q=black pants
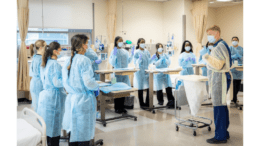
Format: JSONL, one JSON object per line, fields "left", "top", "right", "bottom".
{"left": 157, "top": 87, "right": 175, "bottom": 103}
{"left": 138, "top": 89, "right": 149, "bottom": 106}
{"left": 47, "top": 136, "right": 60, "bottom": 146}
{"left": 114, "top": 97, "right": 125, "bottom": 110}
{"left": 233, "top": 79, "right": 241, "bottom": 103}
{"left": 68, "top": 132, "right": 90, "bottom": 146}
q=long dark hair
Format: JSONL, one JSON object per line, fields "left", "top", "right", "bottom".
{"left": 136, "top": 38, "right": 145, "bottom": 50}
{"left": 155, "top": 43, "right": 163, "bottom": 59}
{"left": 42, "top": 42, "right": 60, "bottom": 67}
{"left": 67, "top": 34, "right": 89, "bottom": 76}
{"left": 114, "top": 36, "right": 123, "bottom": 48}
{"left": 181, "top": 40, "right": 193, "bottom": 53}
{"left": 206, "top": 41, "right": 209, "bottom": 48}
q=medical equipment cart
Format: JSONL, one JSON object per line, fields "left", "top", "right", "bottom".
{"left": 174, "top": 75, "right": 212, "bottom": 136}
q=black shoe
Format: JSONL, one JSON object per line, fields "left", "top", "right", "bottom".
{"left": 158, "top": 101, "right": 164, "bottom": 105}
{"left": 140, "top": 105, "right": 149, "bottom": 110}
{"left": 206, "top": 138, "right": 227, "bottom": 144}
{"left": 125, "top": 105, "right": 134, "bottom": 109}
{"left": 227, "top": 135, "right": 230, "bottom": 140}
{"left": 166, "top": 100, "right": 174, "bottom": 106}
{"left": 122, "top": 109, "right": 128, "bottom": 114}
{"left": 115, "top": 109, "right": 123, "bottom": 114}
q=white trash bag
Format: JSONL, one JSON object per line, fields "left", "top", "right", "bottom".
{"left": 183, "top": 80, "right": 208, "bottom": 116}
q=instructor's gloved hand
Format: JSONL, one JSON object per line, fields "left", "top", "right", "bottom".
{"left": 113, "top": 47, "right": 117, "bottom": 55}
{"left": 95, "top": 59, "right": 102, "bottom": 64}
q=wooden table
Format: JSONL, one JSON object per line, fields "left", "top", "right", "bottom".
{"left": 96, "top": 84, "right": 138, "bottom": 127}
{"left": 145, "top": 69, "right": 182, "bottom": 113}
{"left": 234, "top": 66, "right": 243, "bottom": 71}
{"left": 95, "top": 69, "right": 139, "bottom": 82}
{"left": 192, "top": 64, "right": 206, "bottom": 75}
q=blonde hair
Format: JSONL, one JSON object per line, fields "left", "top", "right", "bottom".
{"left": 30, "top": 40, "right": 47, "bottom": 56}
{"left": 206, "top": 25, "right": 221, "bottom": 34}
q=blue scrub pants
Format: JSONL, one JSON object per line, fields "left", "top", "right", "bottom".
{"left": 213, "top": 73, "right": 231, "bottom": 141}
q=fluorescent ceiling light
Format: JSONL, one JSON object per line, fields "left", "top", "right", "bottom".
{"left": 216, "top": 0, "right": 233, "bottom": 2}
{"left": 210, "top": 2, "right": 214, "bottom": 3}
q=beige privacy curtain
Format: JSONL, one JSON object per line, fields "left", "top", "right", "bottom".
{"left": 17, "top": 0, "right": 30, "bottom": 91}
{"left": 106, "top": 0, "right": 117, "bottom": 80}
{"left": 191, "top": 0, "right": 208, "bottom": 57}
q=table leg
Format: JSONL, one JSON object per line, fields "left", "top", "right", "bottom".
{"left": 100, "top": 93, "right": 105, "bottom": 121}
{"left": 100, "top": 74, "right": 105, "bottom": 82}
{"left": 194, "top": 66, "right": 199, "bottom": 75}
{"left": 149, "top": 73, "right": 154, "bottom": 109}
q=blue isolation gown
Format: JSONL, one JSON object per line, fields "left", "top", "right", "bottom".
{"left": 62, "top": 54, "right": 99, "bottom": 142}
{"left": 37, "top": 59, "right": 66, "bottom": 138}
{"left": 178, "top": 52, "right": 196, "bottom": 75}
{"left": 85, "top": 47, "right": 100, "bottom": 80}
{"left": 109, "top": 48, "right": 133, "bottom": 86}
{"left": 229, "top": 46, "right": 243, "bottom": 80}
{"left": 29, "top": 54, "right": 43, "bottom": 112}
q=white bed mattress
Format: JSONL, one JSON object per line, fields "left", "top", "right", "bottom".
{"left": 17, "top": 119, "right": 42, "bottom": 146}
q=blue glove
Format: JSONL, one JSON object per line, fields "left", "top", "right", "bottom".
{"left": 94, "top": 88, "right": 100, "bottom": 96}
{"left": 95, "top": 59, "right": 102, "bottom": 64}
{"left": 113, "top": 47, "right": 117, "bottom": 55}
{"left": 185, "top": 57, "right": 191, "bottom": 62}
{"left": 200, "top": 47, "right": 207, "bottom": 56}
{"left": 131, "top": 45, "right": 135, "bottom": 56}
{"left": 232, "top": 54, "right": 238, "bottom": 60}
{"left": 191, "top": 58, "right": 196, "bottom": 63}
{"left": 139, "top": 54, "right": 143, "bottom": 60}
{"left": 236, "top": 51, "right": 242, "bottom": 59}
{"left": 151, "top": 54, "right": 157, "bottom": 60}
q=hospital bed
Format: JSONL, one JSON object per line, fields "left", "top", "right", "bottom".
{"left": 174, "top": 75, "right": 212, "bottom": 136}
{"left": 17, "top": 107, "right": 46, "bottom": 146}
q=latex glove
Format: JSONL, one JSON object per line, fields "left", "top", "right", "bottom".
{"left": 94, "top": 88, "right": 100, "bottom": 96}
{"left": 151, "top": 54, "right": 157, "bottom": 60}
{"left": 113, "top": 47, "right": 117, "bottom": 55}
{"left": 139, "top": 53, "right": 143, "bottom": 60}
{"left": 95, "top": 59, "right": 102, "bottom": 64}
{"left": 185, "top": 57, "right": 191, "bottom": 62}
{"left": 191, "top": 58, "right": 196, "bottom": 63}
{"left": 236, "top": 51, "right": 242, "bottom": 59}
{"left": 131, "top": 45, "right": 135, "bottom": 56}
{"left": 232, "top": 54, "right": 238, "bottom": 60}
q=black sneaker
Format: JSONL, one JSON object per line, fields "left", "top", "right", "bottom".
{"left": 122, "top": 109, "right": 128, "bottom": 114}
{"left": 115, "top": 109, "right": 123, "bottom": 114}
{"left": 158, "top": 101, "right": 164, "bottom": 105}
{"left": 206, "top": 138, "right": 227, "bottom": 144}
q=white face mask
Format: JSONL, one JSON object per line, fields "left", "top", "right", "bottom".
{"left": 232, "top": 41, "right": 238, "bottom": 46}
{"left": 140, "top": 43, "right": 146, "bottom": 49}
{"left": 158, "top": 48, "right": 163, "bottom": 53}
{"left": 118, "top": 42, "right": 124, "bottom": 47}
{"left": 185, "top": 46, "right": 191, "bottom": 51}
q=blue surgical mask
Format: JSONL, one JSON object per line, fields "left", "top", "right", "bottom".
{"left": 118, "top": 42, "right": 124, "bottom": 47}
{"left": 140, "top": 43, "right": 146, "bottom": 49}
{"left": 232, "top": 41, "right": 238, "bottom": 46}
{"left": 158, "top": 48, "right": 163, "bottom": 53}
{"left": 208, "top": 46, "right": 213, "bottom": 50}
{"left": 185, "top": 46, "right": 191, "bottom": 51}
{"left": 208, "top": 35, "right": 216, "bottom": 43}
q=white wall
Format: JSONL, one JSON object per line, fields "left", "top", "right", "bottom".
{"left": 29, "top": 0, "right": 93, "bottom": 29}
{"left": 163, "top": 0, "right": 184, "bottom": 68}
{"left": 216, "top": 4, "right": 243, "bottom": 47}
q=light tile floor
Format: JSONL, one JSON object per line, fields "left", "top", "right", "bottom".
{"left": 17, "top": 92, "right": 243, "bottom": 146}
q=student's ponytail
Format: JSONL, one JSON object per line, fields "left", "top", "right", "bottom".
{"left": 29, "top": 44, "right": 34, "bottom": 57}
{"left": 41, "top": 42, "right": 61, "bottom": 68}
{"left": 67, "top": 34, "right": 89, "bottom": 76}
